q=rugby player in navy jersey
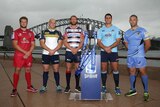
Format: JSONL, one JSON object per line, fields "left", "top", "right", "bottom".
{"left": 39, "top": 18, "right": 63, "bottom": 93}
{"left": 63, "top": 15, "right": 84, "bottom": 93}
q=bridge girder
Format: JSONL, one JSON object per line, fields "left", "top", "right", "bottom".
{"left": 29, "top": 18, "right": 105, "bottom": 35}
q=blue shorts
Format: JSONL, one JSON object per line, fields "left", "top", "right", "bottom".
{"left": 65, "top": 51, "right": 81, "bottom": 63}
{"left": 101, "top": 51, "right": 119, "bottom": 62}
{"left": 127, "top": 57, "right": 147, "bottom": 68}
{"left": 42, "top": 54, "right": 60, "bottom": 64}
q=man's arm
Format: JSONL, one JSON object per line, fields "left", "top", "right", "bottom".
{"left": 144, "top": 39, "right": 151, "bottom": 53}
{"left": 53, "top": 40, "right": 63, "bottom": 52}
{"left": 24, "top": 41, "right": 35, "bottom": 58}
{"left": 12, "top": 40, "right": 27, "bottom": 54}
{"left": 63, "top": 35, "right": 73, "bottom": 51}
{"left": 40, "top": 39, "right": 57, "bottom": 55}
{"left": 40, "top": 39, "right": 52, "bottom": 52}
{"left": 124, "top": 42, "right": 128, "bottom": 50}
{"left": 104, "top": 38, "right": 121, "bottom": 53}
{"left": 76, "top": 34, "right": 84, "bottom": 51}
{"left": 109, "top": 38, "right": 121, "bottom": 49}
{"left": 28, "top": 41, "right": 35, "bottom": 53}
{"left": 97, "top": 39, "right": 106, "bottom": 50}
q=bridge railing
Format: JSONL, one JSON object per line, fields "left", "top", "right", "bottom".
{"left": 0, "top": 49, "right": 160, "bottom": 61}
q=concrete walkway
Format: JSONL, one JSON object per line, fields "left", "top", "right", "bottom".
{"left": 0, "top": 59, "right": 160, "bottom": 107}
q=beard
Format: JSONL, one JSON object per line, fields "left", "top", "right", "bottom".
{"left": 20, "top": 25, "right": 27, "bottom": 28}
{"left": 131, "top": 24, "right": 137, "bottom": 28}
{"left": 70, "top": 21, "right": 77, "bottom": 25}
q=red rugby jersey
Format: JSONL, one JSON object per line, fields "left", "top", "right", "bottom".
{"left": 12, "top": 28, "right": 35, "bottom": 56}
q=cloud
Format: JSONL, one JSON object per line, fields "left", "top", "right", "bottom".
{"left": 0, "top": 0, "right": 160, "bottom": 37}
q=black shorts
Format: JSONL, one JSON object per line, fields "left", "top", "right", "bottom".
{"left": 65, "top": 51, "right": 81, "bottom": 63}
{"left": 42, "top": 54, "right": 60, "bottom": 64}
{"left": 101, "top": 51, "right": 119, "bottom": 62}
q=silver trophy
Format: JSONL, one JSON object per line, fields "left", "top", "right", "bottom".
{"left": 75, "top": 24, "right": 97, "bottom": 75}
{"left": 86, "top": 24, "right": 95, "bottom": 50}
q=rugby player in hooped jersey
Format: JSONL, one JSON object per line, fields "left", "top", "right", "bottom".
{"left": 124, "top": 15, "right": 151, "bottom": 101}
{"left": 11, "top": 16, "right": 38, "bottom": 97}
{"left": 63, "top": 15, "right": 84, "bottom": 93}
{"left": 39, "top": 18, "right": 63, "bottom": 93}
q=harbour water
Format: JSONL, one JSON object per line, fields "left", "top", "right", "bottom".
{"left": 0, "top": 49, "right": 159, "bottom": 67}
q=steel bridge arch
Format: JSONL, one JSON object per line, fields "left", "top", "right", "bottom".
{"left": 29, "top": 18, "right": 105, "bottom": 35}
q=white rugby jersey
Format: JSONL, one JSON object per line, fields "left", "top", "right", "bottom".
{"left": 39, "top": 29, "right": 63, "bottom": 55}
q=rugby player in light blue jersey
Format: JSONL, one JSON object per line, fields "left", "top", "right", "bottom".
{"left": 97, "top": 13, "right": 121, "bottom": 95}
{"left": 124, "top": 15, "right": 151, "bottom": 101}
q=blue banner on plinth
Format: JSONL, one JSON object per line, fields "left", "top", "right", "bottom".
{"left": 81, "top": 55, "right": 101, "bottom": 100}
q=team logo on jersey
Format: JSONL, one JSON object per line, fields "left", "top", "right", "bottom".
{"left": 137, "top": 31, "right": 141, "bottom": 36}
{"left": 18, "top": 33, "right": 22, "bottom": 36}
{"left": 111, "top": 29, "right": 114, "bottom": 32}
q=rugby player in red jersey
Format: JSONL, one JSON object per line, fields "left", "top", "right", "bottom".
{"left": 11, "top": 16, "right": 38, "bottom": 97}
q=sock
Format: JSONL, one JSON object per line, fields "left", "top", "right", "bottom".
{"left": 43, "top": 72, "right": 49, "bottom": 87}
{"left": 25, "top": 72, "right": 31, "bottom": 88}
{"left": 54, "top": 72, "right": 60, "bottom": 86}
{"left": 141, "top": 75, "right": 148, "bottom": 93}
{"left": 113, "top": 71, "right": 119, "bottom": 87}
{"left": 130, "top": 75, "right": 136, "bottom": 90}
{"left": 66, "top": 71, "right": 71, "bottom": 88}
{"left": 101, "top": 71, "right": 107, "bottom": 86}
{"left": 13, "top": 73, "right": 19, "bottom": 89}
{"left": 75, "top": 74, "right": 80, "bottom": 88}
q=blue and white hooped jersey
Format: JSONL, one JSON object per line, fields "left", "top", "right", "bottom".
{"left": 64, "top": 26, "right": 83, "bottom": 52}
{"left": 97, "top": 25, "right": 121, "bottom": 52}
{"left": 124, "top": 27, "right": 150, "bottom": 57}
{"left": 39, "top": 29, "right": 63, "bottom": 55}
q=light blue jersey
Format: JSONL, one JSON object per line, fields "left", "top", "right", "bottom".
{"left": 97, "top": 25, "right": 121, "bottom": 52}
{"left": 124, "top": 27, "right": 150, "bottom": 57}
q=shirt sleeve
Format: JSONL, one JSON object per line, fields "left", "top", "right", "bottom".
{"left": 115, "top": 28, "right": 121, "bottom": 39}
{"left": 123, "top": 32, "right": 128, "bottom": 43}
{"left": 31, "top": 32, "right": 35, "bottom": 42}
{"left": 142, "top": 29, "right": 150, "bottom": 40}
{"left": 63, "top": 28, "right": 68, "bottom": 37}
{"left": 39, "top": 31, "right": 45, "bottom": 41}
{"left": 80, "top": 28, "right": 85, "bottom": 37}
{"left": 11, "top": 31, "right": 18, "bottom": 40}
{"left": 97, "top": 29, "right": 102, "bottom": 40}
{"left": 58, "top": 31, "right": 63, "bottom": 41}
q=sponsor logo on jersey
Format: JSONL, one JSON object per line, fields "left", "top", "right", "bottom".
{"left": 105, "top": 32, "right": 112, "bottom": 38}
{"left": 21, "top": 37, "right": 29, "bottom": 43}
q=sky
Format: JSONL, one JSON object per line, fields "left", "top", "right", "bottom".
{"left": 0, "top": 0, "right": 160, "bottom": 37}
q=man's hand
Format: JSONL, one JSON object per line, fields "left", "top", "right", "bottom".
{"left": 71, "top": 48, "right": 78, "bottom": 55}
{"left": 49, "top": 49, "right": 56, "bottom": 56}
{"left": 23, "top": 51, "right": 31, "bottom": 59}
{"left": 104, "top": 46, "right": 112, "bottom": 53}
